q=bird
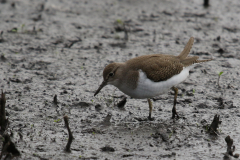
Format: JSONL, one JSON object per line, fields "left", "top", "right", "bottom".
{"left": 94, "top": 37, "right": 212, "bottom": 120}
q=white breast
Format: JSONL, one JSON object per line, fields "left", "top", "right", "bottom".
{"left": 118, "top": 67, "right": 191, "bottom": 99}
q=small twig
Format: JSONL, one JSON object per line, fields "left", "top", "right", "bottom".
{"left": 0, "top": 134, "right": 20, "bottom": 159}
{"left": 210, "top": 128, "right": 219, "bottom": 136}
{"left": 225, "top": 135, "right": 239, "bottom": 158}
{"left": 53, "top": 95, "right": 58, "bottom": 105}
{"left": 153, "top": 30, "right": 156, "bottom": 43}
{"left": 208, "top": 114, "right": 221, "bottom": 135}
{"left": 64, "top": 37, "right": 82, "bottom": 48}
{"left": 0, "top": 90, "right": 8, "bottom": 133}
{"left": 0, "top": 31, "right": 4, "bottom": 42}
{"left": 63, "top": 115, "right": 73, "bottom": 152}
{"left": 123, "top": 23, "right": 128, "bottom": 42}
{"left": 203, "top": 0, "right": 209, "bottom": 7}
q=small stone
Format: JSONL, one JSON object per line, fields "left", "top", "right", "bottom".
{"left": 117, "top": 97, "right": 127, "bottom": 108}
{"left": 95, "top": 104, "right": 102, "bottom": 111}
{"left": 234, "top": 154, "right": 239, "bottom": 158}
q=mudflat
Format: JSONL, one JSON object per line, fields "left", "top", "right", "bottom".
{"left": 0, "top": 0, "right": 240, "bottom": 159}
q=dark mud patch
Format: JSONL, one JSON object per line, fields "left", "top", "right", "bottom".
{"left": 101, "top": 146, "right": 115, "bottom": 152}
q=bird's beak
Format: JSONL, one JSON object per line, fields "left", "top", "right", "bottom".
{"left": 94, "top": 81, "right": 107, "bottom": 96}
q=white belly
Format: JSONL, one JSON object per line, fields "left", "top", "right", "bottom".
{"left": 118, "top": 67, "right": 191, "bottom": 99}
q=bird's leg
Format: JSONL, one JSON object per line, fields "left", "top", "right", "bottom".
{"left": 171, "top": 86, "right": 179, "bottom": 119}
{"left": 147, "top": 98, "right": 154, "bottom": 121}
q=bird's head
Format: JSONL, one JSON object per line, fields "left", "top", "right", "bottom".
{"left": 94, "top": 63, "right": 122, "bottom": 96}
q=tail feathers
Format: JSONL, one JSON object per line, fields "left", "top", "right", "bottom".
{"left": 181, "top": 56, "right": 198, "bottom": 67}
{"left": 177, "top": 37, "right": 194, "bottom": 60}
{"left": 195, "top": 59, "right": 213, "bottom": 63}
{"left": 181, "top": 56, "right": 213, "bottom": 67}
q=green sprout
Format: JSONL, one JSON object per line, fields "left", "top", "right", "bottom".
{"left": 193, "top": 89, "right": 195, "bottom": 94}
{"left": 219, "top": 71, "right": 223, "bottom": 76}
{"left": 218, "top": 71, "right": 223, "bottom": 87}
{"left": 213, "top": 17, "right": 218, "bottom": 22}
{"left": 21, "top": 24, "right": 25, "bottom": 32}
{"left": 54, "top": 119, "right": 61, "bottom": 123}
{"left": 205, "top": 125, "right": 208, "bottom": 131}
{"left": 169, "top": 131, "right": 173, "bottom": 138}
{"left": 218, "top": 128, "right": 222, "bottom": 133}
{"left": 11, "top": 28, "right": 18, "bottom": 33}
{"left": 33, "top": 153, "right": 39, "bottom": 156}
{"left": 115, "top": 19, "right": 123, "bottom": 24}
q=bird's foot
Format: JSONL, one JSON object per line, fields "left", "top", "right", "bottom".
{"left": 172, "top": 111, "right": 179, "bottom": 119}
{"left": 148, "top": 116, "right": 155, "bottom": 121}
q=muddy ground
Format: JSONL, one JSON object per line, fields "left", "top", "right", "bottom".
{"left": 0, "top": 0, "right": 240, "bottom": 159}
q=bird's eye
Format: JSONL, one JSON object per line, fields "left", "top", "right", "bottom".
{"left": 109, "top": 72, "right": 114, "bottom": 77}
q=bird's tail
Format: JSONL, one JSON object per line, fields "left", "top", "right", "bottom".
{"left": 177, "top": 37, "right": 194, "bottom": 60}
{"left": 178, "top": 37, "right": 213, "bottom": 66}
{"left": 181, "top": 56, "right": 212, "bottom": 67}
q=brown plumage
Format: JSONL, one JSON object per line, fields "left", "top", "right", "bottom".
{"left": 100, "top": 37, "right": 211, "bottom": 90}
{"left": 125, "top": 55, "right": 212, "bottom": 84}
{"left": 94, "top": 37, "right": 212, "bottom": 120}
{"left": 99, "top": 37, "right": 212, "bottom": 90}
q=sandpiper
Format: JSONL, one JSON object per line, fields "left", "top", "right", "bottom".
{"left": 94, "top": 37, "right": 212, "bottom": 120}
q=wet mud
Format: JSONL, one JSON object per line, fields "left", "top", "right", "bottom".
{"left": 0, "top": 0, "right": 240, "bottom": 159}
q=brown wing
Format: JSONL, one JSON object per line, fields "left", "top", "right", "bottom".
{"left": 126, "top": 54, "right": 184, "bottom": 82}
{"left": 124, "top": 37, "right": 212, "bottom": 83}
